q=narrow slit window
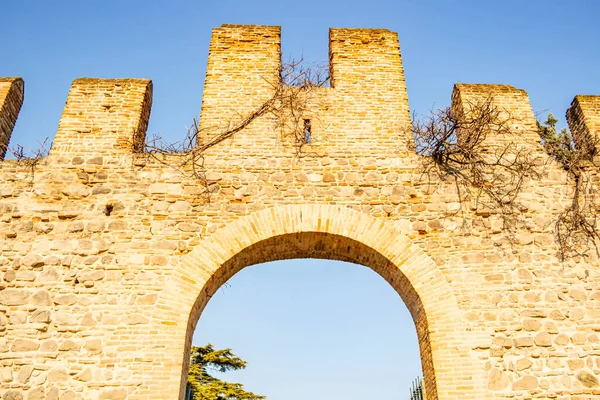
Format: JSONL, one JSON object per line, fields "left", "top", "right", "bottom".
{"left": 303, "top": 119, "right": 312, "bottom": 143}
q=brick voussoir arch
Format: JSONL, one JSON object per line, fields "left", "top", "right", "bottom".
{"left": 150, "top": 204, "right": 487, "bottom": 400}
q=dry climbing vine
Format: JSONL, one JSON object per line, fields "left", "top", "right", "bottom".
{"left": 412, "top": 98, "right": 542, "bottom": 237}
{"left": 270, "top": 58, "right": 330, "bottom": 153}
{"left": 4, "top": 138, "right": 51, "bottom": 181}
{"left": 137, "top": 58, "right": 330, "bottom": 201}
{"left": 538, "top": 113, "right": 600, "bottom": 260}
{"left": 412, "top": 100, "right": 600, "bottom": 260}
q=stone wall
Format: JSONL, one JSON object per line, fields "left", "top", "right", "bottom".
{"left": 0, "top": 25, "right": 599, "bottom": 399}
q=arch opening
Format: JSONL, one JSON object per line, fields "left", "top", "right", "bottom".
{"left": 192, "top": 258, "right": 424, "bottom": 399}
{"left": 181, "top": 232, "right": 438, "bottom": 400}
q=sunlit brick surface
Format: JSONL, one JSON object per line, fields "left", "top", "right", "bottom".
{"left": 0, "top": 25, "right": 599, "bottom": 399}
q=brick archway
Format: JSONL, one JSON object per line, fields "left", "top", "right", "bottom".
{"left": 150, "top": 204, "right": 487, "bottom": 399}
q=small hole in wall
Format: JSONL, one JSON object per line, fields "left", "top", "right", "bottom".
{"left": 303, "top": 119, "right": 312, "bottom": 143}
{"left": 104, "top": 204, "right": 114, "bottom": 216}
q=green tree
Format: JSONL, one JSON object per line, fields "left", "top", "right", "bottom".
{"left": 188, "top": 344, "right": 266, "bottom": 400}
{"left": 537, "top": 113, "right": 579, "bottom": 169}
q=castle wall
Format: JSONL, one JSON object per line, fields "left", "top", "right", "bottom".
{"left": 0, "top": 25, "right": 599, "bottom": 400}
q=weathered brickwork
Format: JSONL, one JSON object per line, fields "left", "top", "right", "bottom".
{"left": 51, "top": 78, "right": 153, "bottom": 156}
{"left": 567, "top": 95, "right": 600, "bottom": 160}
{"left": 0, "top": 25, "right": 599, "bottom": 399}
{"left": 452, "top": 83, "right": 545, "bottom": 154}
{"left": 0, "top": 78, "right": 24, "bottom": 161}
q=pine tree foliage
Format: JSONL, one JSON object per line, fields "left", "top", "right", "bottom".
{"left": 537, "top": 113, "right": 581, "bottom": 171}
{"left": 188, "top": 344, "right": 266, "bottom": 400}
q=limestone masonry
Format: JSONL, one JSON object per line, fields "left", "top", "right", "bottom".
{"left": 1, "top": 25, "right": 600, "bottom": 399}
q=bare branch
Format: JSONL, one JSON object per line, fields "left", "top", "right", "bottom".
{"left": 6, "top": 138, "right": 51, "bottom": 181}
{"left": 538, "top": 113, "right": 600, "bottom": 260}
{"left": 413, "top": 98, "right": 542, "bottom": 238}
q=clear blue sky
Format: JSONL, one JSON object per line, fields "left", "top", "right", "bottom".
{"left": 2, "top": 1, "right": 600, "bottom": 399}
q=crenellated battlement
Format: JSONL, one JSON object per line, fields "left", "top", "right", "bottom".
{"left": 451, "top": 84, "right": 548, "bottom": 160}
{"left": 567, "top": 95, "right": 600, "bottom": 158}
{"left": 50, "top": 78, "right": 152, "bottom": 159}
{"left": 198, "top": 25, "right": 412, "bottom": 158}
{"left": 0, "top": 25, "right": 598, "bottom": 163}
{"left": 0, "top": 25, "right": 600, "bottom": 400}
